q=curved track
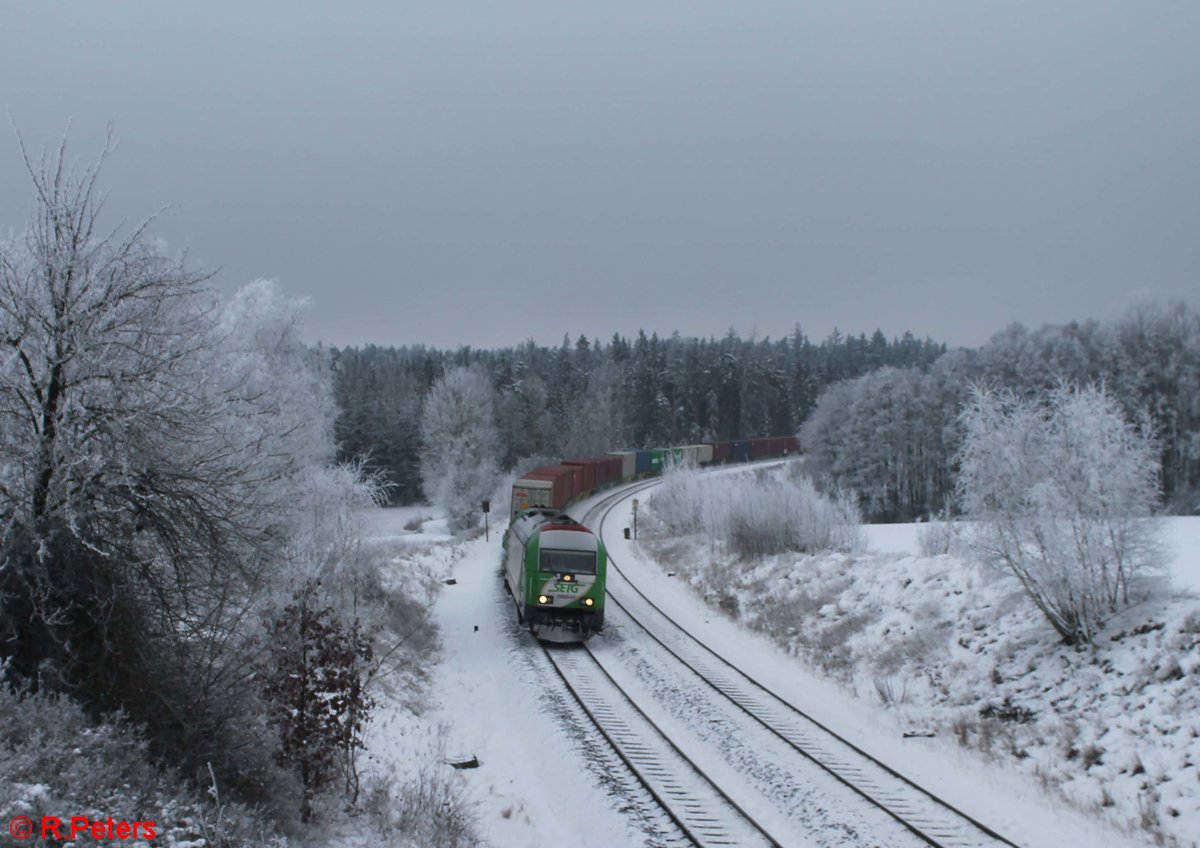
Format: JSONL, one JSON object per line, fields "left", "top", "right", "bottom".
{"left": 565, "top": 475, "right": 1024, "bottom": 848}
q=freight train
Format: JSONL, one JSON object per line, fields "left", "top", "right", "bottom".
{"left": 508, "top": 436, "right": 799, "bottom": 519}
{"left": 502, "top": 436, "right": 798, "bottom": 642}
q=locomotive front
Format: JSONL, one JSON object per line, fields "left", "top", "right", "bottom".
{"left": 504, "top": 510, "right": 606, "bottom": 642}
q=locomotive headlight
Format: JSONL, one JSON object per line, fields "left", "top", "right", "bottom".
{"left": 584, "top": 597, "right": 594, "bottom": 607}
{"left": 562, "top": 574, "right": 572, "bottom": 582}
{"left": 538, "top": 595, "right": 550, "bottom": 605}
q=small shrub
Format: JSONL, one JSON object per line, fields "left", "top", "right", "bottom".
{"left": 979, "top": 697, "right": 1036, "bottom": 724}
{"left": 977, "top": 718, "right": 997, "bottom": 754}
{"left": 1081, "top": 743, "right": 1105, "bottom": 769}
{"left": 809, "top": 611, "right": 870, "bottom": 681}
{"left": 917, "top": 513, "right": 961, "bottom": 557}
{"left": 873, "top": 676, "right": 910, "bottom": 706}
{"left": 403, "top": 515, "right": 428, "bottom": 532}
{"left": 952, "top": 714, "right": 972, "bottom": 746}
{"left": 1137, "top": 790, "right": 1161, "bottom": 831}
{"left": 363, "top": 767, "right": 478, "bottom": 848}
{"left": 263, "top": 581, "right": 375, "bottom": 822}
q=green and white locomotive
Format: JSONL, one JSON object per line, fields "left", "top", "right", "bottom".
{"left": 503, "top": 509, "right": 606, "bottom": 642}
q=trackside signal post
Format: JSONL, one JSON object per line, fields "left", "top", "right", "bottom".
{"left": 482, "top": 499, "right": 490, "bottom": 541}
{"left": 631, "top": 498, "right": 638, "bottom": 540}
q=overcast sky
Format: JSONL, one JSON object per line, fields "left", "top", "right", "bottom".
{"left": 2, "top": 2, "right": 1197, "bottom": 350}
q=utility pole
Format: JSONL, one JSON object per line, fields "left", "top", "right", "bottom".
{"left": 482, "top": 499, "right": 490, "bottom": 541}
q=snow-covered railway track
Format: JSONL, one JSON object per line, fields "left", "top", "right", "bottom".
{"left": 543, "top": 642, "right": 784, "bottom": 848}
{"left": 578, "top": 482, "right": 1024, "bottom": 848}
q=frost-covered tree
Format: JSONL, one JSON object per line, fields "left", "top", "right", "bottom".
{"left": 957, "top": 384, "right": 1165, "bottom": 644}
{"left": 971, "top": 307, "right": 1200, "bottom": 511}
{"left": 802, "top": 366, "right": 961, "bottom": 521}
{"left": 420, "top": 366, "right": 500, "bottom": 532}
{"left": 1107, "top": 301, "right": 1200, "bottom": 512}
{"left": 0, "top": 134, "right": 240, "bottom": 713}
{"left": 218, "top": 279, "right": 338, "bottom": 471}
{"left": 0, "top": 135, "right": 367, "bottom": 802}
{"left": 495, "top": 369, "right": 556, "bottom": 465}
{"left": 560, "top": 359, "right": 622, "bottom": 458}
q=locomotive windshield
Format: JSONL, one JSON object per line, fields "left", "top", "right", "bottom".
{"left": 540, "top": 548, "right": 597, "bottom": 574}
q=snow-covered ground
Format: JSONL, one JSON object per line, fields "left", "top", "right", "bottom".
{"left": 356, "top": 504, "right": 454, "bottom": 545}
{"left": 637, "top": 487, "right": 1200, "bottom": 848}
{"left": 359, "top": 493, "right": 1200, "bottom": 848}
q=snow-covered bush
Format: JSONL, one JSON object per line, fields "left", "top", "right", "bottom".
{"left": 957, "top": 383, "right": 1166, "bottom": 644}
{"left": 917, "top": 509, "right": 964, "bottom": 557}
{"left": 363, "top": 764, "right": 478, "bottom": 848}
{"left": 650, "top": 465, "right": 862, "bottom": 557}
{"left": 0, "top": 675, "right": 285, "bottom": 847}
{"left": 420, "top": 367, "right": 502, "bottom": 533}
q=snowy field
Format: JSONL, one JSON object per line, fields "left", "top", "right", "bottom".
{"left": 356, "top": 504, "right": 455, "bottom": 545}
{"left": 358, "top": 492, "right": 1200, "bottom": 847}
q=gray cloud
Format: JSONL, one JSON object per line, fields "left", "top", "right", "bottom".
{"left": 2, "top": 1, "right": 1197, "bottom": 349}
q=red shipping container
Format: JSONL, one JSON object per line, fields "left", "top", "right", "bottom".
{"left": 594, "top": 456, "right": 622, "bottom": 488}
{"left": 597, "top": 455, "right": 622, "bottom": 486}
{"left": 748, "top": 436, "right": 799, "bottom": 459}
{"left": 563, "top": 458, "right": 598, "bottom": 493}
{"left": 560, "top": 464, "right": 584, "bottom": 501}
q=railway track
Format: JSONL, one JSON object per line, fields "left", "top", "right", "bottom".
{"left": 563, "top": 477, "right": 1024, "bottom": 848}
{"left": 544, "top": 642, "right": 784, "bottom": 847}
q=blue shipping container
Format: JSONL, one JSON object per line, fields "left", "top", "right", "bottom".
{"left": 730, "top": 440, "right": 751, "bottom": 463}
{"left": 634, "top": 449, "right": 653, "bottom": 474}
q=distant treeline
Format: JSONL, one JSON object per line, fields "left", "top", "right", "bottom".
{"left": 335, "top": 302, "right": 1200, "bottom": 521}
{"left": 332, "top": 327, "right": 945, "bottom": 503}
